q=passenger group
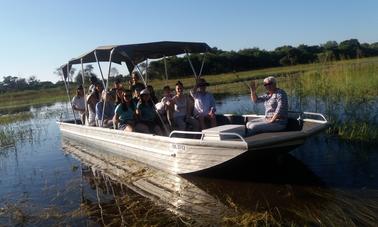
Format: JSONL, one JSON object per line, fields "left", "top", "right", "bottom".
{"left": 72, "top": 72, "right": 217, "bottom": 135}
{"left": 72, "top": 72, "right": 288, "bottom": 136}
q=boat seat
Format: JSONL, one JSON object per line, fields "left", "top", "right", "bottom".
{"left": 286, "top": 118, "right": 304, "bottom": 131}
{"left": 202, "top": 124, "right": 246, "bottom": 141}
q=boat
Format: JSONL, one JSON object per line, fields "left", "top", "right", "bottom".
{"left": 58, "top": 41, "right": 329, "bottom": 174}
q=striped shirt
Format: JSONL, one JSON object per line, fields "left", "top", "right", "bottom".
{"left": 256, "top": 88, "right": 288, "bottom": 119}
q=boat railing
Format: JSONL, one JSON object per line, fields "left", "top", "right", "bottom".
{"left": 169, "top": 130, "right": 205, "bottom": 139}
{"left": 242, "top": 112, "right": 328, "bottom": 124}
{"left": 169, "top": 130, "right": 247, "bottom": 143}
{"left": 218, "top": 132, "right": 247, "bottom": 143}
{"left": 302, "top": 112, "right": 328, "bottom": 124}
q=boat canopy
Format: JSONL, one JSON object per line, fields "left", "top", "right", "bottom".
{"left": 61, "top": 41, "right": 210, "bottom": 78}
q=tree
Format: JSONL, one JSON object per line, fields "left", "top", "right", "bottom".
{"left": 338, "top": 39, "right": 361, "bottom": 59}
{"left": 27, "top": 75, "right": 40, "bottom": 88}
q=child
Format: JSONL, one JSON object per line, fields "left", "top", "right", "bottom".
{"left": 156, "top": 86, "right": 174, "bottom": 127}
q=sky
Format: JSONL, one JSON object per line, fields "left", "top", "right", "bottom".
{"left": 0, "top": 0, "right": 377, "bottom": 82}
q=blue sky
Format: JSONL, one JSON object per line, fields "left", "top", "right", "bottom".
{"left": 0, "top": 0, "right": 377, "bottom": 82}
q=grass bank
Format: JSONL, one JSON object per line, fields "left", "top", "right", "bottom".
{"left": 1, "top": 57, "right": 377, "bottom": 142}
{"left": 0, "top": 87, "right": 69, "bottom": 113}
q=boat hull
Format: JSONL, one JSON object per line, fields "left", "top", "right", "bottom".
{"left": 59, "top": 122, "right": 248, "bottom": 174}
{"left": 58, "top": 115, "right": 328, "bottom": 175}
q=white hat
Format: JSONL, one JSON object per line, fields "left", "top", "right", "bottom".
{"left": 140, "top": 88, "right": 150, "bottom": 95}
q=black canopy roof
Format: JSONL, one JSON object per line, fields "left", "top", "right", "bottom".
{"left": 61, "top": 41, "right": 210, "bottom": 78}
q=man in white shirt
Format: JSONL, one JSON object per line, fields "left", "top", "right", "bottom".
{"left": 190, "top": 78, "right": 217, "bottom": 130}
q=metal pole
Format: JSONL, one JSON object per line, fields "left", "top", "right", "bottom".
{"left": 145, "top": 59, "right": 148, "bottom": 84}
{"left": 198, "top": 53, "right": 206, "bottom": 77}
{"left": 94, "top": 50, "right": 106, "bottom": 89}
{"left": 101, "top": 48, "right": 114, "bottom": 127}
{"left": 163, "top": 56, "right": 168, "bottom": 84}
{"left": 63, "top": 64, "right": 77, "bottom": 124}
{"left": 185, "top": 50, "right": 198, "bottom": 78}
{"left": 81, "top": 59, "right": 88, "bottom": 125}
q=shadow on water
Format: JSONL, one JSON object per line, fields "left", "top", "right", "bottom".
{"left": 191, "top": 153, "right": 326, "bottom": 187}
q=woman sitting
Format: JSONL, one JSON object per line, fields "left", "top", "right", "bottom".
{"left": 87, "top": 82, "right": 103, "bottom": 126}
{"left": 246, "top": 76, "right": 288, "bottom": 135}
{"left": 156, "top": 85, "right": 174, "bottom": 128}
{"left": 95, "top": 91, "right": 115, "bottom": 128}
{"left": 135, "top": 88, "right": 163, "bottom": 135}
{"left": 171, "top": 81, "right": 198, "bottom": 131}
{"left": 113, "top": 89, "right": 136, "bottom": 132}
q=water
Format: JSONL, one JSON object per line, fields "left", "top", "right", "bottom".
{"left": 0, "top": 98, "right": 378, "bottom": 226}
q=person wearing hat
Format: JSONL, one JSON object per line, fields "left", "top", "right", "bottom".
{"left": 72, "top": 85, "right": 86, "bottom": 125}
{"left": 135, "top": 88, "right": 163, "bottom": 135}
{"left": 247, "top": 76, "right": 288, "bottom": 135}
{"left": 190, "top": 78, "right": 217, "bottom": 130}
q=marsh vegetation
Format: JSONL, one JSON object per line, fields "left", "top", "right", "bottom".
{"left": 0, "top": 57, "right": 377, "bottom": 226}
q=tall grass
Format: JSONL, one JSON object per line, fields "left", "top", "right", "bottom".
{"left": 0, "top": 87, "right": 69, "bottom": 111}
{"left": 293, "top": 58, "right": 378, "bottom": 143}
{"left": 1, "top": 57, "right": 377, "bottom": 143}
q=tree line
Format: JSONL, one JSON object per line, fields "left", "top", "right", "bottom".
{"left": 148, "top": 39, "right": 378, "bottom": 79}
{"left": 1, "top": 38, "right": 378, "bottom": 93}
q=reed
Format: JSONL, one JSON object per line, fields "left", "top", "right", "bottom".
{"left": 1, "top": 57, "right": 377, "bottom": 143}
{"left": 0, "top": 87, "right": 69, "bottom": 112}
{"left": 0, "top": 112, "right": 33, "bottom": 125}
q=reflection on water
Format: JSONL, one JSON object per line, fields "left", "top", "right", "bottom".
{"left": 62, "top": 141, "right": 232, "bottom": 226}
{"left": 0, "top": 99, "right": 378, "bottom": 226}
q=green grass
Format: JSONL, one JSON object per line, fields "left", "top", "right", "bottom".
{"left": 0, "top": 112, "right": 33, "bottom": 125}
{"left": 0, "top": 87, "right": 69, "bottom": 112}
{"left": 1, "top": 57, "right": 378, "bottom": 143}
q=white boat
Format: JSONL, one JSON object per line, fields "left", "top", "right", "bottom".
{"left": 58, "top": 41, "right": 329, "bottom": 174}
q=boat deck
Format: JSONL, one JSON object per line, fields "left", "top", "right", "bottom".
{"left": 244, "top": 121, "right": 323, "bottom": 143}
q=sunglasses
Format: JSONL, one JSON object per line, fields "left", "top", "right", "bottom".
{"left": 264, "top": 82, "right": 272, "bottom": 86}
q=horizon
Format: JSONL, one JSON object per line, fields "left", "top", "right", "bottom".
{"left": 1, "top": 0, "right": 377, "bottom": 83}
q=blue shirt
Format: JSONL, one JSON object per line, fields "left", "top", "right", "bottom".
{"left": 115, "top": 103, "right": 135, "bottom": 124}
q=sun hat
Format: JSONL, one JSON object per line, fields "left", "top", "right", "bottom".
{"left": 196, "top": 78, "right": 210, "bottom": 87}
{"left": 140, "top": 88, "right": 150, "bottom": 95}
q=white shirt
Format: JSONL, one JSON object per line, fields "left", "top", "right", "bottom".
{"left": 72, "top": 95, "right": 85, "bottom": 115}
{"left": 190, "top": 91, "right": 216, "bottom": 117}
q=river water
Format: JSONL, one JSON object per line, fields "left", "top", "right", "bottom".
{"left": 0, "top": 97, "right": 377, "bottom": 226}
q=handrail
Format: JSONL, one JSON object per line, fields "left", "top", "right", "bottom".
{"left": 169, "top": 130, "right": 246, "bottom": 143}
{"left": 218, "top": 132, "right": 246, "bottom": 143}
{"left": 302, "top": 111, "right": 328, "bottom": 123}
{"left": 242, "top": 114, "right": 265, "bottom": 118}
{"left": 169, "top": 130, "right": 205, "bottom": 140}
{"left": 241, "top": 111, "right": 328, "bottom": 124}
